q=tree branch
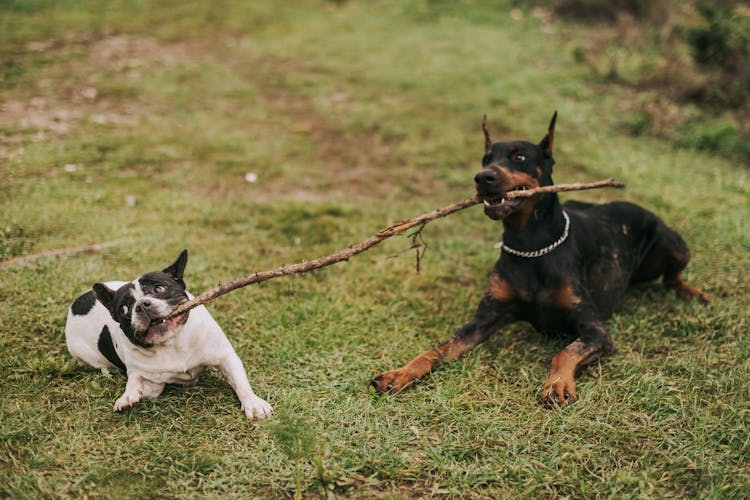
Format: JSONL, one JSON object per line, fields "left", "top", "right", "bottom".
{"left": 168, "top": 178, "right": 624, "bottom": 318}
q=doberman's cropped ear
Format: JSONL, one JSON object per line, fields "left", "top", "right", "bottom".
{"left": 92, "top": 283, "right": 116, "bottom": 312}
{"left": 163, "top": 249, "right": 188, "bottom": 281}
{"left": 482, "top": 114, "right": 493, "bottom": 156}
{"left": 538, "top": 111, "right": 557, "bottom": 157}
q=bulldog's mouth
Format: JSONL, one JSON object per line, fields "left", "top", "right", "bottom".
{"left": 478, "top": 186, "right": 528, "bottom": 219}
{"left": 132, "top": 309, "right": 189, "bottom": 346}
{"left": 146, "top": 312, "right": 188, "bottom": 336}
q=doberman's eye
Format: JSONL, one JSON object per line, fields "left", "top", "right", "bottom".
{"left": 120, "top": 305, "right": 129, "bottom": 316}
{"left": 513, "top": 152, "right": 526, "bottom": 162}
{"left": 154, "top": 285, "right": 165, "bottom": 293}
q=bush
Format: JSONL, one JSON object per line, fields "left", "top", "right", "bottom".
{"left": 687, "top": 2, "right": 750, "bottom": 109}
{"left": 546, "top": 0, "right": 672, "bottom": 23}
{"left": 678, "top": 117, "right": 750, "bottom": 162}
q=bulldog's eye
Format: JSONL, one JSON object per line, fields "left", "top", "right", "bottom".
{"left": 513, "top": 152, "right": 526, "bottom": 162}
{"left": 120, "top": 305, "right": 129, "bottom": 316}
{"left": 154, "top": 285, "right": 165, "bottom": 293}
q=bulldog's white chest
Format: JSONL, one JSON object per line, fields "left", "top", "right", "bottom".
{"left": 111, "top": 306, "right": 230, "bottom": 385}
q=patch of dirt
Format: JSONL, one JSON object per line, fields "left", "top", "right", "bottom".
{"left": 85, "top": 34, "right": 192, "bottom": 72}
{"left": 259, "top": 87, "right": 445, "bottom": 201}
{"left": 0, "top": 34, "right": 196, "bottom": 157}
{"left": 3, "top": 32, "right": 448, "bottom": 202}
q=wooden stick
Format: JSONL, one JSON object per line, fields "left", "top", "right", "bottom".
{"left": 503, "top": 178, "right": 625, "bottom": 199}
{"left": 168, "top": 178, "right": 624, "bottom": 318}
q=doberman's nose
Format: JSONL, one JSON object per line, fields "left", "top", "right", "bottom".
{"left": 474, "top": 168, "right": 498, "bottom": 187}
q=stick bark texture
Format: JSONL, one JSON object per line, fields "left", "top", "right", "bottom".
{"left": 168, "top": 178, "right": 624, "bottom": 318}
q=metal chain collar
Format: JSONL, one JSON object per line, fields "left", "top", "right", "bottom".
{"left": 495, "top": 211, "right": 570, "bottom": 258}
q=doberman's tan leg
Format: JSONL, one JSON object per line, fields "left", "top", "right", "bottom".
{"left": 371, "top": 337, "right": 476, "bottom": 393}
{"left": 541, "top": 343, "right": 587, "bottom": 405}
{"left": 540, "top": 327, "right": 615, "bottom": 406}
{"left": 371, "top": 295, "right": 514, "bottom": 394}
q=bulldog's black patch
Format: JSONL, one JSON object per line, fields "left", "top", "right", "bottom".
{"left": 98, "top": 325, "right": 126, "bottom": 372}
{"left": 71, "top": 290, "right": 96, "bottom": 316}
{"left": 137, "top": 271, "right": 189, "bottom": 305}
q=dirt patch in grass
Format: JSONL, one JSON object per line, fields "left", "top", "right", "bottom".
{"left": 3, "top": 31, "right": 439, "bottom": 201}
{"left": 84, "top": 34, "right": 191, "bottom": 71}
{"left": 0, "top": 34, "right": 183, "bottom": 160}
{"left": 267, "top": 93, "right": 413, "bottom": 198}
{"left": 252, "top": 68, "right": 444, "bottom": 201}
{"left": 1, "top": 33, "right": 210, "bottom": 138}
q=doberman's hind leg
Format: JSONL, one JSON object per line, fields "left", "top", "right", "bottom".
{"left": 633, "top": 221, "right": 710, "bottom": 304}
{"left": 371, "top": 297, "right": 513, "bottom": 394}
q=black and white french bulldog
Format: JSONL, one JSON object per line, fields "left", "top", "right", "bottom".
{"left": 65, "top": 250, "right": 272, "bottom": 419}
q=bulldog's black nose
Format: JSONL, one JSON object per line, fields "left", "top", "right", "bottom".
{"left": 474, "top": 169, "right": 498, "bottom": 186}
{"left": 136, "top": 300, "right": 152, "bottom": 313}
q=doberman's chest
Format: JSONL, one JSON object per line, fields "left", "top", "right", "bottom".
{"left": 487, "top": 242, "right": 635, "bottom": 328}
{"left": 487, "top": 271, "right": 583, "bottom": 330}
{"left": 488, "top": 272, "right": 583, "bottom": 316}
{"left": 489, "top": 272, "right": 579, "bottom": 305}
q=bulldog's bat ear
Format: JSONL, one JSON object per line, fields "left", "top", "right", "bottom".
{"left": 92, "top": 283, "right": 116, "bottom": 311}
{"left": 539, "top": 110, "right": 557, "bottom": 157}
{"left": 163, "top": 249, "right": 188, "bottom": 280}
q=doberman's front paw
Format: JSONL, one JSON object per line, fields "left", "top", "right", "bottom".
{"left": 371, "top": 369, "right": 419, "bottom": 394}
{"left": 540, "top": 372, "right": 577, "bottom": 406}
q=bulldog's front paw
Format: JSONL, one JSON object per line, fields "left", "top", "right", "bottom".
{"left": 540, "top": 372, "right": 577, "bottom": 406}
{"left": 114, "top": 394, "right": 141, "bottom": 412}
{"left": 243, "top": 396, "right": 273, "bottom": 420}
{"left": 371, "top": 368, "right": 419, "bottom": 394}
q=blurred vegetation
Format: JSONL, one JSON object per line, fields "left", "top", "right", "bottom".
{"left": 538, "top": 0, "right": 750, "bottom": 162}
{"left": 688, "top": 2, "right": 750, "bottom": 109}
{"left": 266, "top": 412, "right": 319, "bottom": 499}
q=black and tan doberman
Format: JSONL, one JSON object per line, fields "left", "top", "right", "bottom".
{"left": 372, "top": 112, "right": 709, "bottom": 404}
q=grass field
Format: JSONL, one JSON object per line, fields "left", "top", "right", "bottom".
{"left": 1, "top": 1, "right": 749, "bottom": 497}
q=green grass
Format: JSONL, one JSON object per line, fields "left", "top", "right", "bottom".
{"left": 1, "top": 1, "right": 749, "bottom": 497}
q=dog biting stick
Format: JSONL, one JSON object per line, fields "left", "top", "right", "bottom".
{"left": 167, "top": 178, "right": 624, "bottom": 318}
